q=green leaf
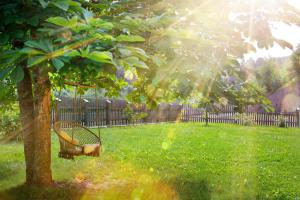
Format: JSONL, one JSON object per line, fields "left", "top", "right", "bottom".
{"left": 68, "top": 1, "right": 81, "bottom": 7}
{"left": 12, "top": 30, "right": 24, "bottom": 39}
{"left": 25, "top": 40, "right": 44, "bottom": 49}
{"left": 40, "top": 39, "right": 53, "bottom": 52}
{"left": 38, "top": 0, "right": 49, "bottom": 8}
{"left": 80, "top": 47, "right": 90, "bottom": 58}
{"left": 28, "top": 16, "right": 39, "bottom": 26}
{"left": 74, "top": 23, "right": 90, "bottom": 31}
{"left": 82, "top": 9, "right": 93, "bottom": 21}
{"left": 0, "top": 33, "right": 9, "bottom": 45}
{"left": 116, "top": 35, "right": 145, "bottom": 42}
{"left": 118, "top": 48, "right": 132, "bottom": 57}
{"left": 66, "top": 50, "right": 80, "bottom": 57}
{"left": 123, "top": 56, "right": 148, "bottom": 69}
{"left": 27, "top": 56, "right": 46, "bottom": 67}
{"left": 88, "top": 18, "right": 114, "bottom": 30}
{"left": 10, "top": 66, "right": 24, "bottom": 83}
{"left": 52, "top": 58, "right": 64, "bottom": 70}
{"left": 0, "top": 51, "right": 22, "bottom": 69}
{"left": 46, "top": 16, "right": 68, "bottom": 27}
{"left": 20, "top": 47, "right": 44, "bottom": 55}
{"left": 87, "top": 51, "right": 112, "bottom": 63}
{"left": 25, "top": 40, "right": 53, "bottom": 53}
{"left": 130, "top": 47, "right": 149, "bottom": 61}
{"left": 68, "top": 16, "right": 78, "bottom": 28}
{"left": 0, "top": 66, "right": 14, "bottom": 80}
{"left": 134, "top": 60, "right": 148, "bottom": 69}
{"left": 93, "top": 33, "right": 114, "bottom": 40}
{"left": 46, "top": 16, "right": 78, "bottom": 29}
{"left": 52, "top": 0, "right": 69, "bottom": 11}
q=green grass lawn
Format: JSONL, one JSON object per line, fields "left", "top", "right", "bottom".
{"left": 1, "top": 123, "right": 300, "bottom": 200}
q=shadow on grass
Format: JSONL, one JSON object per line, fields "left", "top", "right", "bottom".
{"left": 0, "top": 163, "right": 18, "bottom": 181}
{"left": 171, "top": 177, "right": 211, "bottom": 200}
{"left": 0, "top": 182, "right": 87, "bottom": 200}
{"left": 0, "top": 161, "right": 24, "bottom": 180}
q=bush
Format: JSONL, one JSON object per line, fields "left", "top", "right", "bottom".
{"left": 0, "top": 112, "right": 21, "bottom": 141}
{"left": 278, "top": 116, "right": 286, "bottom": 128}
{"left": 124, "top": 105, "right": 148, "bottom": 123}
{"left": 233, "top": 113, "right": 256, "bottom": 126}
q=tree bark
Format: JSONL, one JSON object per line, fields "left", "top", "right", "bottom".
{"left": 17, "top": 67, "right": 35, "bottom": 185}
{"left": 32, "top": 67, "right": 53, "bottom": 186}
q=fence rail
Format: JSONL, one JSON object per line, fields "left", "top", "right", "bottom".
{"left": 52, "top": 98, "right": 299, "bottom": 128}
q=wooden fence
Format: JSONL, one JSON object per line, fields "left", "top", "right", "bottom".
{"left": 52, "top": 98, "right": 299, "bottom": 128}
{"left": 52, "top": 97, "right": 183, "bottom": 128}
{"left": 180, "top": 105, "right": 298, "bottom": 127}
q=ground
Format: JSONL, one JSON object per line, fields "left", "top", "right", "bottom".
{"left": 0, "top": 123, "right": 300, "bottom": 200}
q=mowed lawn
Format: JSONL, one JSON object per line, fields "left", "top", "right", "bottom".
{"left": 0, "top": 123, "right": 300, "bottom": 200}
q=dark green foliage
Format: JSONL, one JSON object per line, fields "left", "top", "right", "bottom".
{"left": 0, "top": 80, "right": 17, "bottom": 112}
{"left": 0, "top": 0, "right": 164, "bottom": 103}
{"left": 0, "top": 110, "right": 21, "bottom": 141}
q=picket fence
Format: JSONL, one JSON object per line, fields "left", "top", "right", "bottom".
{"left": 52, "top": 98, "right": 299, "bottom": 128}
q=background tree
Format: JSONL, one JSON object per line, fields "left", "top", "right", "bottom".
{"left": 254, "top": 59, "right": 286, "bottom": 94}
{"left": 126, "top": 0, "right": 299, "bottom": 109}
{"left": 291, "top": 45, "right": 300, "bottom": 81}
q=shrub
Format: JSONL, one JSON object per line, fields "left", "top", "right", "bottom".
{"left": 0, "top": 112, "right": 21, "bottom": 141}
{"left": 278, "top": 116, "right": 286, "bottom": 128}
{"left": 233, "top": 113, "right": 256, "bottom": 126}
{"left": 124, "top": 105, "right": 148, "bottom": 123}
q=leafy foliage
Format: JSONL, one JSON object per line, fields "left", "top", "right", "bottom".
{"left": 0, "top": 108, "right": 21, "bottom": 141}
{"left": 123, "top": 0, "right": 300, "bottom": 109}
{"left": 244, "top": 58, "right": 291, "bottom": 94}
{"left": 1, "top": 0, "right": 300, "bottom": 108}
{"left": 0, "top": 0, "right": 163, "bottom": 100}
{"left": 291, "top": 45, "right": 300, "bottom": 80}
{"left": 123, "top": 104, "right": 148, "bottom": 123}
{"left": 233, "top": 113, "right": 256, "bottom": 126}
{"left": 0, "top": 80, "right": 17, "bottom": 112}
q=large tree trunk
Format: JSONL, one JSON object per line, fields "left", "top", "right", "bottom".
{"left": 17, "top": 67, "right": 35, "bottom": 185}
{"left": 32, "top": 68, "right": 53, "bottom": 186}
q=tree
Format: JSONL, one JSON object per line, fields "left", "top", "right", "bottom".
{"left": 0, "top": 0, "right": 164, "bottom": 186}
{"left": 291, "top": 45, "right": 300, "bottom": 80}
{"left": 126, "top": 0, "right": 300, "bottom": 108}
{"left": 254, "top": 59, "right": 287, "bottom": 94}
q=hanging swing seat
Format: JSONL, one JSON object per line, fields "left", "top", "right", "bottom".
{"left": 54, "top": 121, "right": 101, "bottom": 159}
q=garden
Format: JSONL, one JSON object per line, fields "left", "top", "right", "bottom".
{"left": 1, "top": 0, "right": 300, "bottom": 199}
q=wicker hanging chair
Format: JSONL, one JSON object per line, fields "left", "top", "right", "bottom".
{"left": 54, "top": 83, "right": 102, "bottom": 159}
{"left": 54, "top": 121, "right": 101, "bottom": 159}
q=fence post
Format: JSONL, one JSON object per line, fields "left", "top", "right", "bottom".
{"left": 54, "top": 97, "right": 62, "bottom": 124}
{"left": 296, "top": 108, "right": 300, "bottom": 128}
{"left": 82, "top": 99, "right": 89, "bottom": 126}
{"left": 167, "top": 104, "right": 171, "bottom": 122}
{"left": 106, "top": 99, "right": 111, "bottom": 127}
